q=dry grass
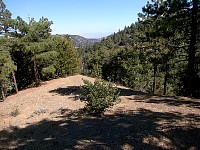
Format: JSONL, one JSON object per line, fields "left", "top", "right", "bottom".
{"left": 0, "top": 75, "right": 200, "bottom": 150}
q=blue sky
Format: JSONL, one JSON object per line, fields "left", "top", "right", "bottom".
{"left": 4, "top": 0, "right": 147, "bottom": 38}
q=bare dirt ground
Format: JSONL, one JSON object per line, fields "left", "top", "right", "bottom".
{"left": 0, "top": 75, "right": 200, "bottom": 150}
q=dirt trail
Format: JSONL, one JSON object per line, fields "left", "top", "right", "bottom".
{"left": 0, "top": 75, "right": 199, "bottom": 150}
{"left": 0, "top": 75, "right": 94, "bottom": 128}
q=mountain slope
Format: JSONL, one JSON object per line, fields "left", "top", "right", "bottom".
{"left": 69, "top": 35, "right": 101, "bottom": 48}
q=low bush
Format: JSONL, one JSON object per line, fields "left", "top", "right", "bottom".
{"left": 10, "top": 107, "right": 20, "bottom": 117}
{"left": 81, "top": 79, "right": 120, "bottom": 114}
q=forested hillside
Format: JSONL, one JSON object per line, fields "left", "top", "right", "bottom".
{"left": 69, "top": 35, "right": 100, "bottom": 48}
{"left": 80, "top": 0, "right": 200, "bottom": 98}
{"left": 0, "top": 0, "right": 200, "bottom": 99}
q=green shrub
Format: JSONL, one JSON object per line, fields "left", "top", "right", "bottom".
{"left": 81, "top": 79, "right": 120, "bottom": 114}
{"left": 10, "top": 107, "right": 20, "bottom": 117}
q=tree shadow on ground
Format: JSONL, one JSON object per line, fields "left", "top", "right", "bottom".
{"left": 49, "top": 86, "right": 145, "bottom": 97}
{"left": 117, "top": 87, "right": 146, "bottom": 96}
{"left": 147, "top": 98, "right": 200, "bottom": 109}
{"left": 49, "top": 86, "right": 199, "bottom": 109}
{"left": 0, "top": 109, "right": 199, "bottom": 150}
{"left": 49, "top": 86, "right": 81, "bottom": 96}
{"left": 132, "top": 95, "right": 200, "bottom": 109}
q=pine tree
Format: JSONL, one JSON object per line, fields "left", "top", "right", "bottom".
{"left": 138, "top": 0, "right": 200, "bottom": 96}
{"left": 13, "top": 17, "right": 53, "bottom": 86}
{"left": 0, "top": 0, "right": 17, "bottom": 100}
{"left": 53, "top": 35, "right": 80, "bottom": 76}
{"left": 0, "top": 38, "right": 16, "bottom": 100}
{"left": 0, "top": 0, "right": 13, "bottom": 34}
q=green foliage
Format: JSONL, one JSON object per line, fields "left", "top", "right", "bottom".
{"left": 41, "top": 65, "right": 56, "bottom": 79}
{"left": 10, "top": 107, "right": 20, "bottom": 117}
{"left": 53, "top": 35, "right": 80, "bottom": 76}
{"left": 139, "top": 0, "right": 200, "bottom": 97}
{"left": 104, "top": 48, "right": 152, "bottom": 91}
{"left": 10, "top": 17, "right": 80, "bottom": 88}
{"left": 0, "top": 0, "right": 13, "bottom": 34}
{"left": 81, "top": 79, "right": 120, "bottom": 114}
{"left": 11, "top": 17, "right": 54, "bottom": 85}
{"left": 0, "top": 50, "right": 16, "bottom": 81}
{"left": 84, "top": 46, "right": 121, "bottom": 78}
{"left": 0, "top": 0, "right": 16, "bottom": 94}
{"left": 0, "top": 38, "right": 16, "bottom": 83}
{"left": 0, "top": 0, "right": 199, "bottom": 98}
{"left": 79, "top": 0, "right": 200, "bottom": 98}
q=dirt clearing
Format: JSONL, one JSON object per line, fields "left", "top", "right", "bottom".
{"left": 0, "top": 75, "right": 200, "bottom": 150}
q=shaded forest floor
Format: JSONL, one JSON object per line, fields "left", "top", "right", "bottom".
{"left": 0, "top": 75, "right": 200, "bottom": 150}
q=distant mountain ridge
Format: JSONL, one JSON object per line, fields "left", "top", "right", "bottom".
{"left": 68, "top": 35, "right": 101, "bottom": 48}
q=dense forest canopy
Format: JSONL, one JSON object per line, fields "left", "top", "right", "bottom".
{"left": 0, "top": 0, "right": 200, "bottom": 99}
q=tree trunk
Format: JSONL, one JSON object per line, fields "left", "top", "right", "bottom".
{"left": 12, "top": 71, "right": 18, "bottom": 93}
{"left": 187, "top": 0, "right": 198, "bottom": 97}
{"left": 153, "top": 64, "right": 157, "bottom": 95}
{"left": 1, "top": 83, "right": 6, "bottom": 101}
{"left": 163, "top": 64, "right": 168, "bottom": 95}
{"left": 33, "top": 60, "right": 39, "bottom": 86}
